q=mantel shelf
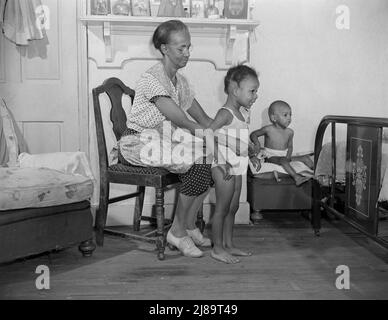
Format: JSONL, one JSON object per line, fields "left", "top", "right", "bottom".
{"left": 80, "top": 15, "right": 259, "bottom": 30}
{"left": 80, "top": 15, "right": 259, "bottom": 65}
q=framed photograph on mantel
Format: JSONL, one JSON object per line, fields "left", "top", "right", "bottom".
{"left": 224, "top": 0, "right": 248, "bottom": 19}
{"left": 132, "top": 0, "right": 151, "bottom": 16}
{"left": 90, "top": 0, "right": 111, "bottom": 15}
{"left": 191, "top": 0, "right": 205, "bottom": 18}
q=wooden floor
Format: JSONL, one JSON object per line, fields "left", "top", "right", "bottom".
{"left": 0, "top": 212, "right": 387, "bottom": 300}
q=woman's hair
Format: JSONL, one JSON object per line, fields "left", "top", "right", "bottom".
{"left": 224, "top": 64, "right": 258, "bottom": 94}
{"left": 152, "top": 20, "right": 189, "bottom": 53}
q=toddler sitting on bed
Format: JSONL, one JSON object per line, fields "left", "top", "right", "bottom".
{"left": 249, "top": 100, "right": 313, "bottom": 186}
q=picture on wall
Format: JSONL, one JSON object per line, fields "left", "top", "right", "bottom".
{"left": 182, "top": 0, "right": 191, "bottom": 17}
{"left": 90, "top": 0, "right": 111, "bottom": 15}
{"left": 224, "top": 0, "right": 248, "bottom": 19}
{"left": 132, "top": 0, "right": 151, "bottom": 16}
{"left": 111, "top": 0, "right": 131, "bottom": 15}
{"left": 191, "top": 0, "right": 205, "bottom": 18}
{"left": 150, "top": 0, "right": 161, "bottom": 16}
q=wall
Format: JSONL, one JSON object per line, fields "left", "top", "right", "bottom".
{"left": 250, "top": 0, "right": 388, "bottom": 149}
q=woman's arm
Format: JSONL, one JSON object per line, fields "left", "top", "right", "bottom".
{"left": 186, "top": 99, "right": 213, "bottom": 128}
{"left": 154, "top": 97, "right": 205, "bottom": 135}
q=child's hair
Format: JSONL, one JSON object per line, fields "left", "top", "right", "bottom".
{"left": 152, "top": 20, "right": 189, "bottom": 53}
{"left": 268, "top": 100, "right": 291, "bottom": 120}
{"left": 224, "top": 64, "right": 258, "bottom": 94}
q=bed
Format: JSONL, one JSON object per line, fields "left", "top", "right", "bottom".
{"left": 312, "top": 115, "right": 388, "bottom": 248}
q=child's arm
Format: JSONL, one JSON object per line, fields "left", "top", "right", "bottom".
{"left": 286, "top": 129, "right": 294, "bottom": 160}
{"left": 249, "top": 127, "right": 267, "bottom": 154}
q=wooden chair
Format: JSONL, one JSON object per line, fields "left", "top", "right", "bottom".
{"left": 92, "top": 77, "right": 204, "bottom": 260}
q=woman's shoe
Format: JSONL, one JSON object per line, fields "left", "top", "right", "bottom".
{"left": 186, "top": 228, "right": 212, "bottom": 247}
{"left": 167, "top": 231, "right": 203, "bottom": 258}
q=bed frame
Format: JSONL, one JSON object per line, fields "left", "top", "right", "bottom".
{"left": 312, "top": 115, "right": 388, "bottom": 248}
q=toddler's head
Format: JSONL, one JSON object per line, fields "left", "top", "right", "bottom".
{"left": 224, "top": 65, "right": 260, "bottom": 109}
{"left": 268, "top": 100, "right": 292, "bottom": 128}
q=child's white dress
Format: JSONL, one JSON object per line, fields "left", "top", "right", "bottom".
{"left": 215, "top": 107, "right": 250, "bottom": 175}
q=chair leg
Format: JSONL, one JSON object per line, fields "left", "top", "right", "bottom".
{"left": 78, "top": 239, "right": 96, "bottom": 257}
{"left": 133, "top": 186, "right": 145, "bottom": 231}
{"left": 95, "top": 181, "right": 110, "bottom": 246}
{"left": 155, "top": 187, "right": 165, "bottom": 260}
{"left": 196, "top": 204, "right": 206, "bottom": 233}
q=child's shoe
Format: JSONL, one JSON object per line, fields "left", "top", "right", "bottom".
{"left": 186, "top": 228, "right": 212, "bottom": 247}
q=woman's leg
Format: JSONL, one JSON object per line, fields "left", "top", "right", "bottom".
{"left": 171, "top": 164, "right": 212, "bottom": 238}
{"left": 223, "top": 176, "right": 252, "bottom": 256}
{"left": 169, "top": 193, "right": 196, "bottom": 238}
{"left": 211, "top": 167, "right": 240, "bottom": 264}
{"left": 185, "top": 188, "right": 210, "bottom": 230}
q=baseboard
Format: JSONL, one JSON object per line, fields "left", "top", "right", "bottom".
{"left": 91, "top": 201, "right": 251, "bottom": 227}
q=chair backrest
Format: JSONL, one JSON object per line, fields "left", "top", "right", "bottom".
{"left": 92, "top": 77, "right": 135, "bottom": 169}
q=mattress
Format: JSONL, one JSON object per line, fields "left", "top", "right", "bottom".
{"left": 0, "top": 167, "right": 93, "bottom": 211}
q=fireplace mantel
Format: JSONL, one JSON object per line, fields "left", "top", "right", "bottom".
{"left": 80, "top": 16, "right": 259, "bottom": 70}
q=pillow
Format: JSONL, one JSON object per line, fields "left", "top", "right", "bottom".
{"left": 315, "top": 141, "right": 347, "bottom": 182}
{"left": 18, "top": 151, "right": 95, "bottom": 182}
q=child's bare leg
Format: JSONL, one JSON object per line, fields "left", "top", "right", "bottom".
{"left": 291, "top": 155, "right": 314, "bottom": 169}
{"left": 223, "top": 175, "right": 252, "bottom": 256}
{"left": 211, "top": 167, "right": 240, "bottom": 264}
{"left": 267, "top": 157, "right": 310, "bottom": 186}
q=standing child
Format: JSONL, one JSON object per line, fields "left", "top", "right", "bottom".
{"left": 249, "top": 100, "right": 313, "bottom": 186}
{"left": 209, "top": 65, "right": 260, "bottom": 264}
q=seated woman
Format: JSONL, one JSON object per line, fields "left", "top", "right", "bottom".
{"left": 118, "top": 20, "right": 218, "bottom": 258}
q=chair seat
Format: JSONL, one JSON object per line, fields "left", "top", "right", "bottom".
{"left": 108, "top": 163, "right": 180, "bottom": 188}
{"left": 109, "top": 163, "right": 171, "bottom": 175}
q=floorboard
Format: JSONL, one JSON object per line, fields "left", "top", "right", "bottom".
{"left": 0, "top": 212, "right": 387, "bottom": 300}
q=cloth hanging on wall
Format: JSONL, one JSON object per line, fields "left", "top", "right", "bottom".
{"left": 2, "top": 0, "right": 45, "bottom": 45}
